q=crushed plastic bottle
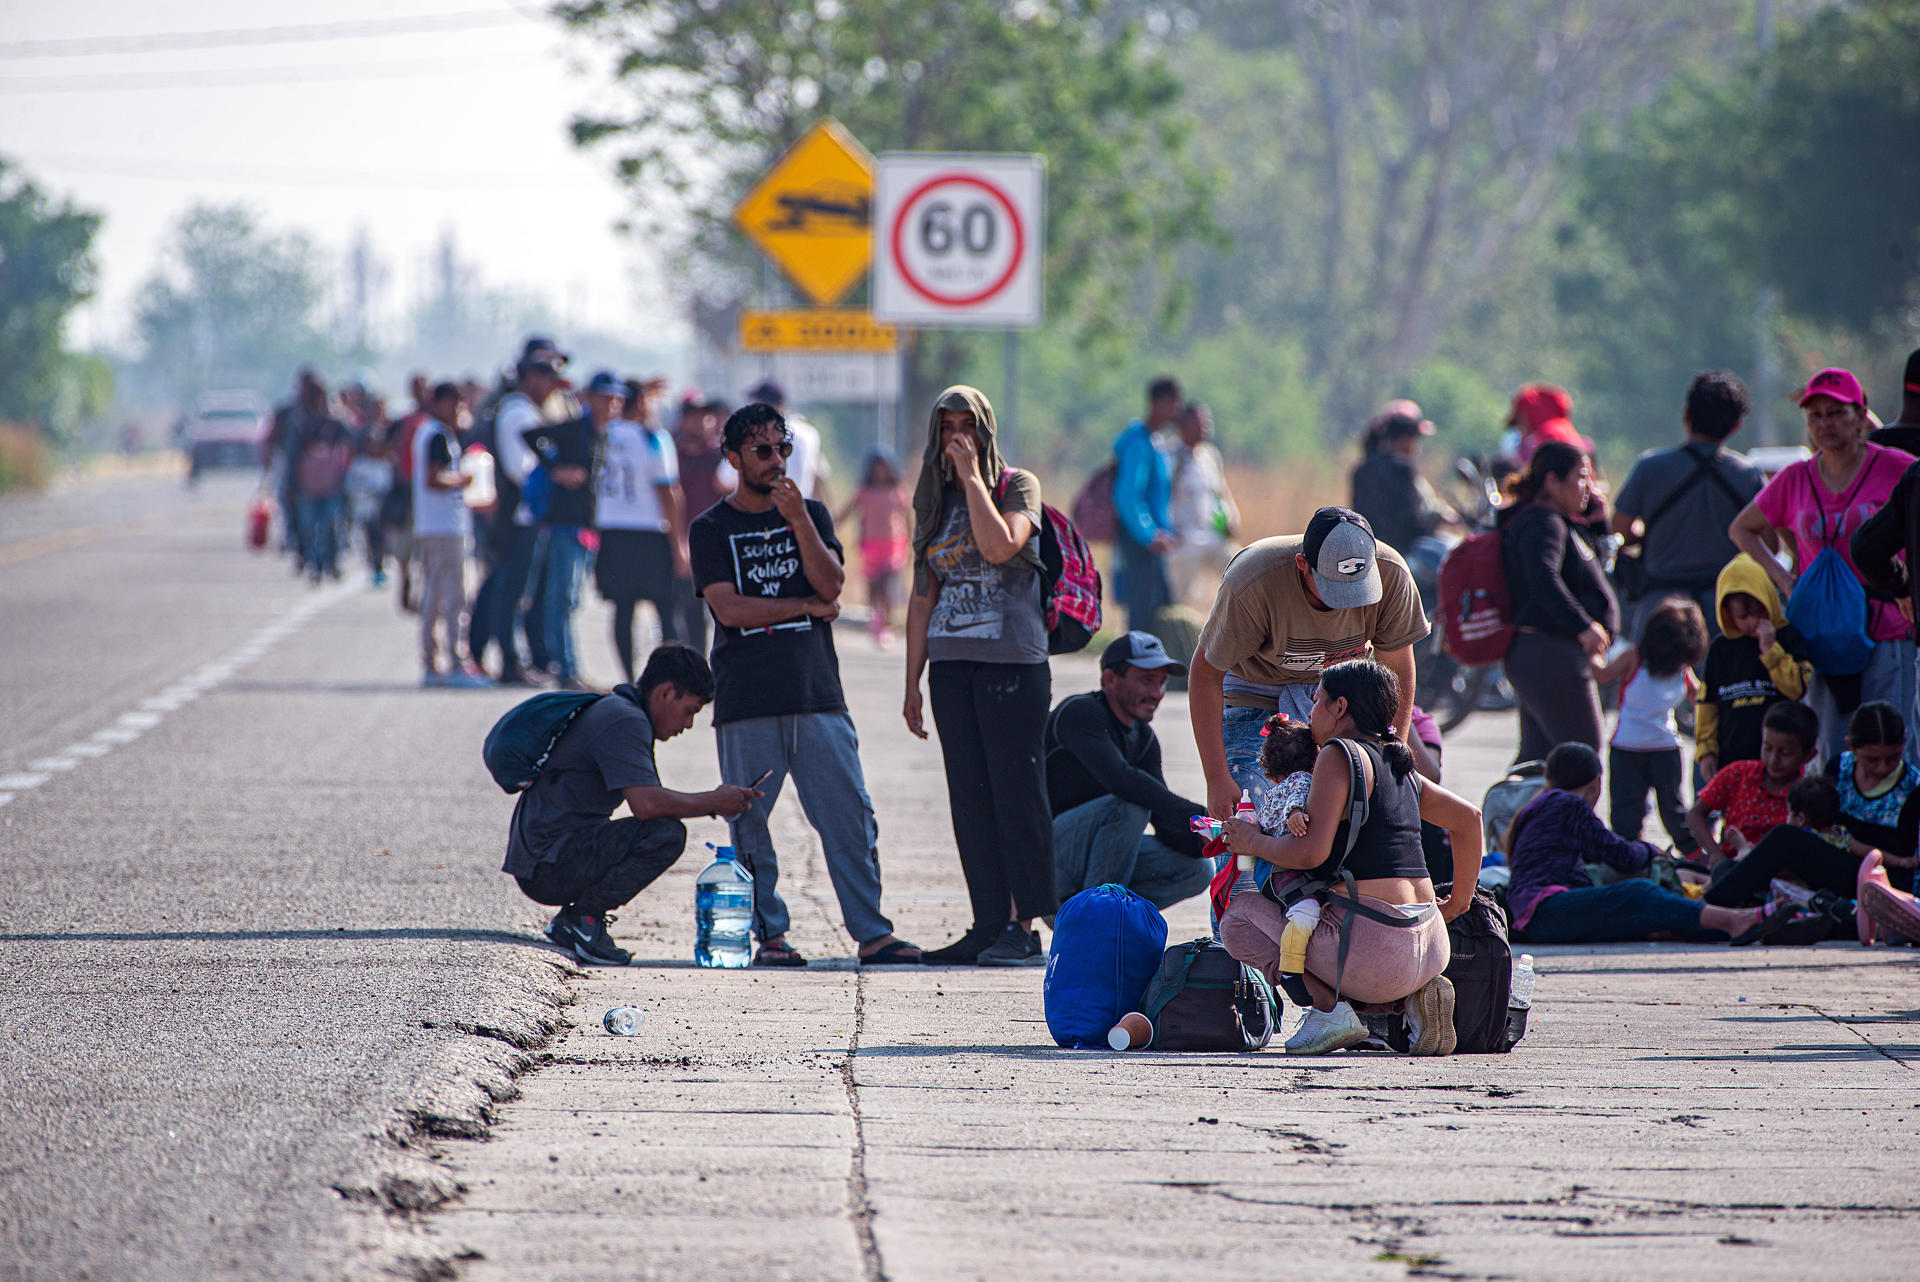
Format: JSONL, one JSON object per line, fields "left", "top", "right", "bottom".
{"left": 695, "top": 845, "right": 754, "bottom": 968}
{"left": 603, "top": 1006, "right": 645, "bottom": 1036}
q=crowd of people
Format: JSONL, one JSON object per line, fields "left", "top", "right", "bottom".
{"left": 257, "top": 337, "right": 1920, "bottom": 1058}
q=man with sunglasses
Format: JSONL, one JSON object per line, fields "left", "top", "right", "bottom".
{"left": 687, "top": 404, "right": 920, "bottom": 968}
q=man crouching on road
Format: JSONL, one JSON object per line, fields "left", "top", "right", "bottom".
{"left": 1046, "top": 632, "right": 1215, "bottom": 909}
{"left": 504, "top": 643, "right": 762, "bottom": 966}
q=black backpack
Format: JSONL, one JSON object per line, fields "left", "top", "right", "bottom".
{"left": 1443, "top": 888, "right": 1520, "bottom": 1053}
{"left": 1138, "top": 938, "right": 1279, "bottom": 1052}
{"left": 481, "top": 689, "right": 606, "bottom": 793}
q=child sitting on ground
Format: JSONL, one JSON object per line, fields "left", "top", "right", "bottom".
{"left": 1594, "top": 596, "right": 1707, "bottom": 851}
{"left": 1507, "top": 744, "right": 1771, "bottom": 945}
{"left": 1686, "top": 699, "right": 1819, "bottom": 864}
{"left": 1694, "top": 555, "right": 1810, "bottom": 782}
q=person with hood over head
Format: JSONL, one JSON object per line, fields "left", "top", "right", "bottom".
{"left": 1694, "top": 554, "right": 1811, "bottom": 782}
{"left": 903, "top": 386, "right": 1057, "bottom": 966}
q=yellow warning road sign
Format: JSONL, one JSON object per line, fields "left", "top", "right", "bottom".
{"left": 739, "top": 309, "right": 898, "bottom": 353}
{"left": 731, "top": 119, "right": 875, "bottom": 306}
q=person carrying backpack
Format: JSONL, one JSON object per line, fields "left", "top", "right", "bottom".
{"left": 1730, "top": 367, "right": 1916, "bottom": 763}
{"left": 903, "top": 385, "right": 1058, "bottom": 966}
{"left": 501, "top": 644, "right": 760, "bottom": 967}
{"left": 1609, "top": 371, "right": 1763, "bottom": 640}
{"left": 1217, "top": 659, "right": 1484, "bottom": 1056}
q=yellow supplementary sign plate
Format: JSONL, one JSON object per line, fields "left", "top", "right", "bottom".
{"left": 739, "top": 309, "right": 898, "bottom": 352}
{"left": 731, "top": 119, "right": 875, "bottom": 305}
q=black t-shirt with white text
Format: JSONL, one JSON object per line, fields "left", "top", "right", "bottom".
{"left": 690, "top": 498, "right": 847, "bottom": 725}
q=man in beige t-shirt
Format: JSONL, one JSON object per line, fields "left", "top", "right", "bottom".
{"left": 1190, "top": 506, "right": 1428, "bottom": 819}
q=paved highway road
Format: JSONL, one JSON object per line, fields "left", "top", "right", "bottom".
{"left": 1, "top": 470, "right": 576, "bottom": 1280}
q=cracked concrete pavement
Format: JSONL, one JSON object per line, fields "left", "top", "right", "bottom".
{"left": 4, "top": 470, "right": 1914, "bottom": 1281}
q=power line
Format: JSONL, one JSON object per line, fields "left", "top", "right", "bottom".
{"left": 0, "top": 56, "right": 517, "bottom": 95}
{"left": 0, "top": 9, "right": 529, "bottom": 60}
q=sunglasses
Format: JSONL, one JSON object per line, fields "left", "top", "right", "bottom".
{"left": 741, "top": 441, "right": 794, "bottom": 460}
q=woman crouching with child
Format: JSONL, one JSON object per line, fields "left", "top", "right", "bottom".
{"left": 1219, "top": 660, "right": 1484, "bottom": 1057}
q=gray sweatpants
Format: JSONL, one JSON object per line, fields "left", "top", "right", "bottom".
{"left": 416, "top": 533, "right": 467, "bottom": 671}
{"left": 717, "top": 710, "right": 893, "bottom": 945}
{"left": 1052, "top": 796, "right": 1212, "bottom": 911}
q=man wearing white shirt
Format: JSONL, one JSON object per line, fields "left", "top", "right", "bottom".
{"left": 485, "top": 354, "right": 564, "bottom": 685}
{"left": 413, "top": 382, "right": 490, "bottom": 688}
{"left": 596, "top": 379, "right": 692, "bottom": 680}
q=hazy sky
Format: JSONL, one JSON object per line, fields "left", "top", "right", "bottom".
{"left": 0, "top": 1, "right": 673, "bottom": 353}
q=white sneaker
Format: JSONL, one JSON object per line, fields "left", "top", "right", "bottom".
{"left": 1404, "top": 975, "right": 1459, "bottom": 1056}
{"left": 1284, "top": 1001, "right": 1368, "bottom": 1055}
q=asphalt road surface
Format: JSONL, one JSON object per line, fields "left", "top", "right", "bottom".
{"left": 1, "top": 469, "right": 574, "bottom": 1280}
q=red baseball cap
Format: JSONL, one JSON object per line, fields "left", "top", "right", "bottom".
{"left": 1506, "top": 383, "right": 1574, "bottom": 431}
{"left": 1796, "top": 367, "right": 1867, "bottom": 409}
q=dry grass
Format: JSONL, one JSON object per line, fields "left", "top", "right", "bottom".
{"left": 0, "top": 424, "right": 52, "bottom": 493}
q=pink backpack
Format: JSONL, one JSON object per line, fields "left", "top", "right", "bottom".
{"left": 999, "top": 470, "right": 1102, "bottom": 654}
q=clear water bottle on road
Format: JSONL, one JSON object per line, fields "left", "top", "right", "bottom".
{"left": 1510, "top": 953, "right": 1536, "bottom": 1008}
{"left": 695, "top": 845, "right": 753, "bottom": 969}
{"left": 603, "top": 1007, "right": 645, "bottom": 1036}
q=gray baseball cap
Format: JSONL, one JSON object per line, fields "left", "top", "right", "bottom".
{"left": 1100, "top": 630, "right": 1188, "bottom": 677}
{"left": 1302, "top": 506, "right": 1383, "bottom": 609}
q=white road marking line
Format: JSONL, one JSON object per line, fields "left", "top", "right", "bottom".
{"left": 3, "top": 581, "right": 354, "bottom": 806}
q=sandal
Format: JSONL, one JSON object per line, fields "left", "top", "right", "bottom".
{"left": 859, "top": 940, "right": 923, "bottom": 966}
{"left": 752, "top": 942, "right": 808, "bottom": 968}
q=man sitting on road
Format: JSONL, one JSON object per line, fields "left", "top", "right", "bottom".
{"left": 1046, "top": 632, "right": 1215, "bottom": 909}
{"left": 690, "top": 403, "right": 920, "bottom": 968}
{"left": 503, "top": 643, "right": 760, "bottom": 967}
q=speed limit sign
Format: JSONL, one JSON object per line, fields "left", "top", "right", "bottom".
{"left": 872, "top": 153, "right": 1044, "bottom": 327}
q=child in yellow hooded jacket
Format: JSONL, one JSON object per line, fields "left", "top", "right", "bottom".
{"left": 1694, "top": 553, "right": 1813, "bottom": 781}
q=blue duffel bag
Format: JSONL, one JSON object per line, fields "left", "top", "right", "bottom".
{"left": 1043, "top": 884, "right": 1168, "bottom": 1049}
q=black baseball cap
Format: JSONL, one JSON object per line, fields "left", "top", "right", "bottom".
{"left": 1302, "top": 506, "right": 1384, "bottom": 609}
{"left": 1100, "top": 630, "right": 1187, "bottom": 677}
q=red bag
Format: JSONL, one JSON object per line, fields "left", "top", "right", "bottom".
{"left": 1436, "top": 529, "right": 1513, "bottom": 665}
{"left": 1203, "top": 837, "right": 1236, "bottom": 922}
{"left": 1069, "top": 459, "right": 1120, "bottom": 544}
{"left": 246, "top": 494, "right": 271, "bottom": 551}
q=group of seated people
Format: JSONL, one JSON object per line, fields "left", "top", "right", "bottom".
{"left": 1504, "top": 558, "right": 1920, "bottom": 948}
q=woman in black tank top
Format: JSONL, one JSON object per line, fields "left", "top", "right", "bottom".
{"left": 1219, "top": 660, "right": 1487, "bottom": 1056}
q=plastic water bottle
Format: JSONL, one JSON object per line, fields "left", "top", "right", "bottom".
{"left": 603, "top": 1007, "right": 645, "bottom": 1036}
{"left": 1510, "top": 953, "right": 1536, "bottom": 1009}
{"left": 461, "top": 445, "right": 495, "bottom": 508}
{"left": 1233, "top": 789, "right": 1257, "bottom": 874}
{"left": 694, "top": 846, "right": 753, "bottom": 968}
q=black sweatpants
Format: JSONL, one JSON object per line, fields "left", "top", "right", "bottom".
{"left": 1504, "top": 630, "right": 1604, "bottom": 765}
{"left": 516, "top": 817, "right": 687, "bottom": 914}
{"left": 928, "top": 659, "right": 1057, "bottom": 928}
{"left": 1609, "top": 745, "right": 1697, "bottom": 852}
{"left": 1704, "top": 824, "right": 1860, "bottom": 908}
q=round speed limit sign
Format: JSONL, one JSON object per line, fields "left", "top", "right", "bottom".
{"left": 873, "top": 154, "right": 1044, "bottom": 326}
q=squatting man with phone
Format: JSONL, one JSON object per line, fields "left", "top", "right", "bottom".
{"left": 505, "top": 644, "right": 761, "bottom": 968}
{"left": 688, "top": 402, "right": 922, "bottom": 968}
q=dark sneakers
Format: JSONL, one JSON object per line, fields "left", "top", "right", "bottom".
{"left": 976, "top": 923, "right": 1047, "bottom": 967}
{"left": 549, "top": 906, "right": 632, "bottom": 966}
{"left": 921, "top": 924, "right": 1002, "bottom": 966}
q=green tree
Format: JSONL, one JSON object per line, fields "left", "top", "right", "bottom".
{"left": 554, "top": 0, "right": 1216, "bottom": 410}
{"left": 1560, "top": 0, "right": 1920, "bottom": 442}
{"left": 133, "top": 204, "right": 332, "bottom": 406}
{"left": 0, "top": 159, "right": 101, "bottom": 432}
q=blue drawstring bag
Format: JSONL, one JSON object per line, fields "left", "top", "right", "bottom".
{"left": 1786, "top": 546, "right": 1874, "bottom": 676}
{"left": 1043, "top": 884, "right": 1168, "bottom": 1049}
